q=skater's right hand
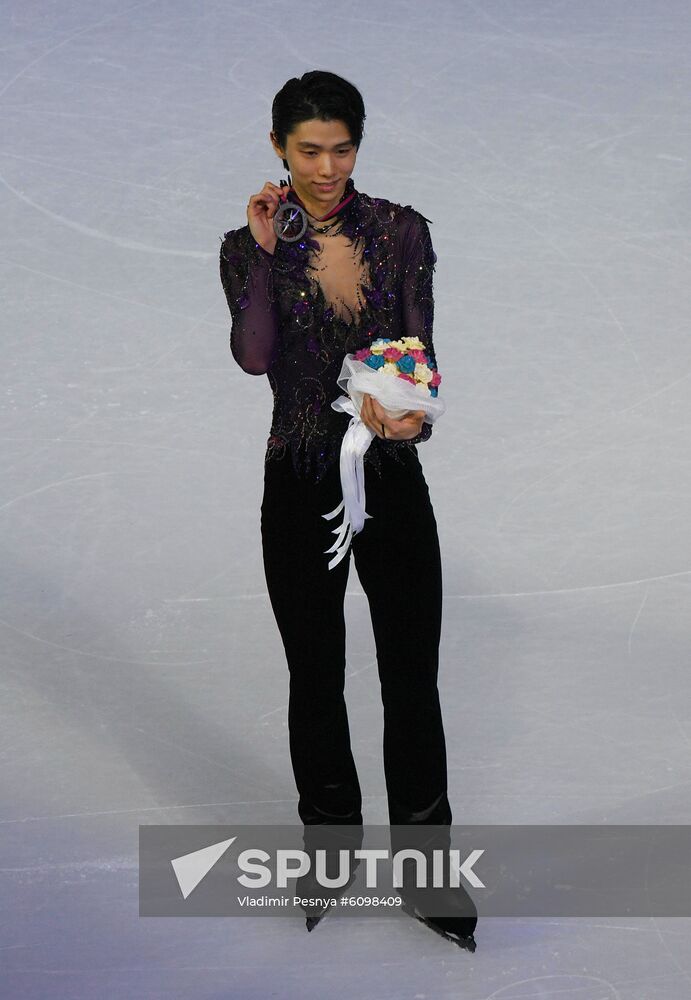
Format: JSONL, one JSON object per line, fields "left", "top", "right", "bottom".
{"left": 246, "top": 181, "right": 288, "bottom": 255}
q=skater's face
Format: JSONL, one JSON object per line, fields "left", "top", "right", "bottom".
{"left": 270, "top": 118, "right": 357, "bottom": 216}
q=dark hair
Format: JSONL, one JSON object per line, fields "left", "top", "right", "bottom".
{"left": 271, "top": 70, "right": 366, "bottom": 172}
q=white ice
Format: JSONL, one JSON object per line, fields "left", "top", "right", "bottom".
{"left": 1, "top": 0, "right": 691, "bottom": 997}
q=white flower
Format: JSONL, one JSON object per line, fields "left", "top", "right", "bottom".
{"left": 370, "top": 338, "right": 389, "bottom": 354}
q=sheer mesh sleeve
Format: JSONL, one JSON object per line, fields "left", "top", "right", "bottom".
{"left": 393, "top": 207, "right": 439, "bottom": 446}
{"left": 219, "top": 225, "right": 280, "bottom": 376}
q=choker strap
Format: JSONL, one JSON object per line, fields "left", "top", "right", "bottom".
{"left": 288, "top": 178, "right": 356, "bottom": 222}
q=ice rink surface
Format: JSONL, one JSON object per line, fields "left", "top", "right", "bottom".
{"left": 2, "top": 0, "right": 691, "bottom": 996}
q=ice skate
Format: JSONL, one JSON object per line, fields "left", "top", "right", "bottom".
{"left": 295, "top": 825, "right": 364, "bottom": 932}
{"left": 297, "top": 857, "right": 361, "bottom": 932}
{"left": 400, "top": 893, "right": 477, "bottom": 951}
{"left": 301, "top": 866, "right": 359, "bottom": 931}
{"left": 393, "top": 826, "right": 478, "bottom": 951}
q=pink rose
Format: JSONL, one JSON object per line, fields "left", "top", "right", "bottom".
{"left": 354, "top": 348, "right": 371, "bottom": 361}
{"left": 383, "top": 347, "right": 403, "bottom": 361}
{"left": 430, "top": 371, "right": 442, "bottom": 387}
{"left": 397, "top": 373, "right": 416, "bottom": 384}
{"left": 409, "top": 349, "right": 428, "bottom": 363}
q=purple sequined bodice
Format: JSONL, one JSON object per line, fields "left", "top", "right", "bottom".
{"left": 219, "top": 178, "right": 438, "bottom": 483}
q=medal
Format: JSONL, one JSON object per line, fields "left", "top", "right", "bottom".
{"left": 273, "top": 180, "right": 308, "bottom": 242}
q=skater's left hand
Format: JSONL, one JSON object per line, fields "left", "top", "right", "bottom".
{"left": 360, "top": 393, "right": 425, "bottom": 441}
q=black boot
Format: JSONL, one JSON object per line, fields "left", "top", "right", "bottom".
{"left": 295, "top": 824, "right": 364, "bottom": 932}
{"left": 392, "top": 825, "right": 478, "bottom": 952}
{"left": 298, "top": 860, "right": 360, "bottom": 931}
{"left": 399, "top": 892, "right": 477, "bottom": 951}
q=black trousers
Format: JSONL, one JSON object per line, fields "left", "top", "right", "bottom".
{"left": 260, "top": 443, "right": 452, "bottom": 830}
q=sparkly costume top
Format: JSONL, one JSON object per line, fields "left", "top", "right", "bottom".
{"left": 218, "top": 177, "right": 438, "bottom": 483}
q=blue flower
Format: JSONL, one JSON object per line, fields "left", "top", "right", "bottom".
{"left": 396, "top": 355, "right": 416, "bottom": 374}
{"left": 365, "top": 355, "right": 386, "bottom": 370}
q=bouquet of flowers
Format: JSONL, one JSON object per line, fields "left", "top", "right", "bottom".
{"left": 322, "top": 336, "right": 445, "bottom": 570}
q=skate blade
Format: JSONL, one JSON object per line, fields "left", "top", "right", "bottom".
{"left": 400, "top": 899, "right": 477, "bottom": 953}
{"left": 302, "top": 872, "right": 358, "bottom": 933}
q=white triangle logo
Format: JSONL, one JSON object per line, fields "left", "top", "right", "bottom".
{"left": 171, "top": 836, "right": 237, "bottom": 899}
